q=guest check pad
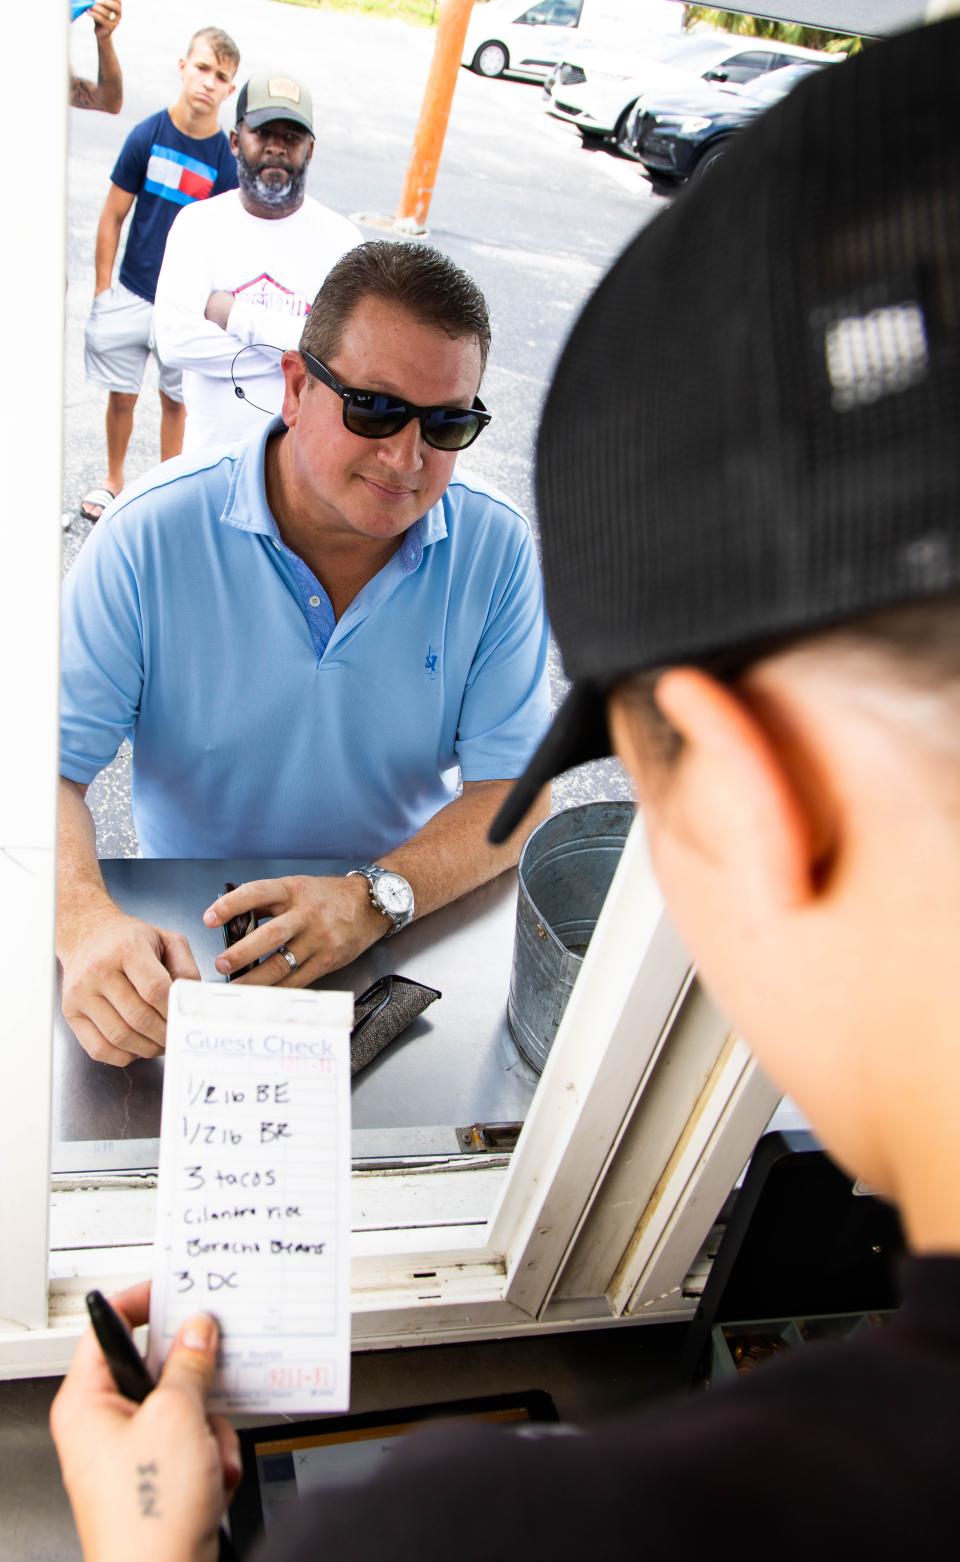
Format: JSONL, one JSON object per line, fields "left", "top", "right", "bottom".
{"left": 148, "top": 980, "right": 354, "bottom": 1414}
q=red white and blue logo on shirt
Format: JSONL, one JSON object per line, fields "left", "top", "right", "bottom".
{"left": 144, "top": 144, "right": 217, "bottom": 207}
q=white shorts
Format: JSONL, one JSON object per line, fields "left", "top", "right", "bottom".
{"left": 84, "top": 281, "right": 183, "bottom": 401}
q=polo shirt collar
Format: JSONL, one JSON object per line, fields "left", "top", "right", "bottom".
{"left": 218, "top": 416, "right": 284, "bottom": 537}
{"left": 218, "top": 414, "right": 449, "bottom": 569}
{"left": 400, "top": 499, "right": 446, "bottom": 572}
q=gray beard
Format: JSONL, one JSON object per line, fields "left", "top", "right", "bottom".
{"left": 236, "top": 148, "right": 307, "bottom": 212}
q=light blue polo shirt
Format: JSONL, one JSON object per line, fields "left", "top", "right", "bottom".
{"left": 60, "top": 418, "right": 551, "bottom": 859}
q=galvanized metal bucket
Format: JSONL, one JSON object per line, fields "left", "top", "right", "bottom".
{"left": 507, "top": 801, "right": 634, "bottom": 1074}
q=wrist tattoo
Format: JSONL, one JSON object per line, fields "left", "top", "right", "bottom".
{"left": 136, "top": 1462, "right": 161, "bottom": 1519}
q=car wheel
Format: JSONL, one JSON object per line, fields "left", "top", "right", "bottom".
{"left": 612, "top": 102, "right": 639, "bottom": 159}
{"left": 472, "top": 41, "right": 508, "bottom": 78}
{"left": 690, "top": 138, "right": 732, "bottom": 183}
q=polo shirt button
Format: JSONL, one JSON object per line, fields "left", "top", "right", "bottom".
{"left": 308, "top": 594, "right": 321, "bottom": 608}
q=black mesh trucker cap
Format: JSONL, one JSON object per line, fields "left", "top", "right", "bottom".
{"left": 490, "top": 18, "right": 960, "bottom": 844}
{"left": 236, "top": 72, "right": 314, "bottom": 134}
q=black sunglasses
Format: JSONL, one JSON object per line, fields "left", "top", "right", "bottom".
{"left": 301, "top": 350, "right": 491, "bottom": 451}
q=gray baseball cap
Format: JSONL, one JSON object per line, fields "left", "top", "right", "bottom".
{"left": 235, "top": 72, "right": 314, "bottom": 135}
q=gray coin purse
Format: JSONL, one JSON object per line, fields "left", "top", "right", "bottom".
{"left": 350, "top": 975, "right": 442, "bottom": 1076}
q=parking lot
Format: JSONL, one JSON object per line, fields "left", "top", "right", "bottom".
{"left": 65, "top": 0, "right": 670, "bottom": 851}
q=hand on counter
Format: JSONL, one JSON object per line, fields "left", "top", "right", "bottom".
{"left": 50, "top": 1280, "right": 240, "bottom": 1562}
{"left": 60, "top": 910, "right": 201, "bottom": 1066}
{"left": 205, "top": 873, "right": 386, "bottom": 986}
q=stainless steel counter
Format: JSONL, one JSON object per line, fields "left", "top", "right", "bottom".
{"left": 53, "top": 859, "right": 539, "bottom": 1172}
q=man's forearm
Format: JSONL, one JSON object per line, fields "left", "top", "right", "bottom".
{"left": 153, "top": 296, "right": 251, "bottom": 378}
{"left": 57, "top": 779, "right": 116, "bottom": 958}
{"left": 206, "top": 783, "right": 552, "bottom": 986}
{"left": 227, "top": 297, "right": 311, "bottom": 355}
{"left": 93, "top": 35, "right": 122, "bottom": 113}
{"left": 69, "top": 46, "right": 122, "bottom": 113}
{"left": 378, "top": 780, "right": 551, "bottom": 923}
{"left": 94, "top": 212, "right": 123, "bottom": 294}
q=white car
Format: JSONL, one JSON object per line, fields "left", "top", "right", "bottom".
{"left": 545, "top": 30, "right": 837, "bottom": 149}
{"left": 461, "top": 0, "right": 682, "bottom": 82}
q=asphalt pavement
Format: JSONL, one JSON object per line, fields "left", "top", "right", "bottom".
{"left": 65, "top": 0, "right": 671, "bottom": 854}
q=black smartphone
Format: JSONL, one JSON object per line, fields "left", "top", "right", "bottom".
{"left": 221, "top": 881, "right": 258, "bottom": 981}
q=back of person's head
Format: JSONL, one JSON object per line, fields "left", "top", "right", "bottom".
{"left": 185, "top": 25, "right": 240, "bottom": 72}
{"left": 301, "top": 241, "right": 492, "bottom": 376}
{"left": 492, "top": 18, "right": 960, "bottom": 1222}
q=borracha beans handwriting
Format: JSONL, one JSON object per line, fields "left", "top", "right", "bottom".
{"left": 148, "top": 983, "right": 353, "bottom": 1413}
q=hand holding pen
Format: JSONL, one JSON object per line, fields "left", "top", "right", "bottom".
{"left": 50, "top": 1280, "right": 241, "bottom": 1562}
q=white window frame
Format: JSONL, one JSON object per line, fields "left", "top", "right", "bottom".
{"left": 0, "top": 6, "right": 779, "bottom": 1380}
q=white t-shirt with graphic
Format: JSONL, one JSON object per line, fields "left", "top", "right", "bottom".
{"left": 154, "top": 189, "right": 362, "bottom": 451}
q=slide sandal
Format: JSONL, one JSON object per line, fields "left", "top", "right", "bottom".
{"left": 79, "top": 486, "right": 116, "bottom": 524}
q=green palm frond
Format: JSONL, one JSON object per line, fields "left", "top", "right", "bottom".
{"left": 684, "top": 7, "right": 862, "bottom": 54}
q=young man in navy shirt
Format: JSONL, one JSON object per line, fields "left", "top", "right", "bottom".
{"left": 80, "top": 25, "right": 240, "bottom": 524}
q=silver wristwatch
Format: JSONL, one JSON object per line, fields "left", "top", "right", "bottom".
{"left": 347, "top": 865, "right": 414, "bottom": 936}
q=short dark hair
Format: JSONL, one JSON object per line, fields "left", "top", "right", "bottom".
{"left": 618, "top": 590, "right": 960, "bottom": 769}
{"left": 300, "top": 241, "right": 491, "bottom": 377}
{"left": 186, "top": 26, "right": 240, "bottom": 71}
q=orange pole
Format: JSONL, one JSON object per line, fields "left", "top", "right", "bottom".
{"left": 395, "top": 0, "right": 476, "bottom": 231}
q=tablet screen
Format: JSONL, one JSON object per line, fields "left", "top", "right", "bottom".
{"left": 230, "top": 1390, "right": 557, "bottom": 1554}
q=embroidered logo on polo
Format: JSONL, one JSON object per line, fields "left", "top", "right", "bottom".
{"left": 424, "top": 645, "right": 440, "bottom": 677}
{"left": 233, "top": 273, "right": 313, "bottom": 318}
{"left": 144, "top": 145, "right": 218, "bottom": 206}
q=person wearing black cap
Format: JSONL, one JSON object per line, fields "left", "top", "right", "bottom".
{"left": 154, "top": 70, "right": 362, "bottom": 451}
{"left": 50, "top": 17, "right": 960, "bottom": 1561}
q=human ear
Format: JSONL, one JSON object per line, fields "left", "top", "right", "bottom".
{"left": 640, "top": 668, "right": 821, "bottom": 914}
{"left": 304, "top": 136, "right": 316, "bottom": 165}
{"left": 229, "top": 128, "right": 239, "bottom": 154}
{"left": 279, "top": 351, "right": 309, "bottom": 427}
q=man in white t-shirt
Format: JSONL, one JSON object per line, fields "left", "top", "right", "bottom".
{"left": 154, "top": 71, "right": 362, "bottom": 450}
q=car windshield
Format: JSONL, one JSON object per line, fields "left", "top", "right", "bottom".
{"left": 573, "top": 29, "right": 736, "bottom": 78}
{"left": 658, "top": 32, "right": 748, "bottom": 68}
{"left": 740, "top": 62, "right": 825, "bottom": 101}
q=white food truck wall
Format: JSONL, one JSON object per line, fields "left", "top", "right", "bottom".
{"left": 0, "top": 9, "right": 64, "bottom": 1331}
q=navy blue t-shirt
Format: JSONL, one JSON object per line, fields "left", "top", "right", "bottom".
{"left": 111, "top": 109, "right": 238, "bottom": 304}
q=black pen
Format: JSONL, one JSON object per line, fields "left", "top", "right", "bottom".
{"left": 85, "top": 1290, "right": 240, "bottom": 1561}
{"left": 86, "top": 1288, "right": 154, "bottom": 1402}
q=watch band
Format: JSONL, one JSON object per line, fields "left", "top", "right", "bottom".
{"left": 346, "top": 865, "right": 414, "bottom": 936}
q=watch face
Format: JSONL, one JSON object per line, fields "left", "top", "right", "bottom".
{"left": 376, "top": 873, "right": 412, "bottom": 916}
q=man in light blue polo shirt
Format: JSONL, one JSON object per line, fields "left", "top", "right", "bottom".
{"left": 58, "top": 242, "right": 551, "bottom": 1066}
